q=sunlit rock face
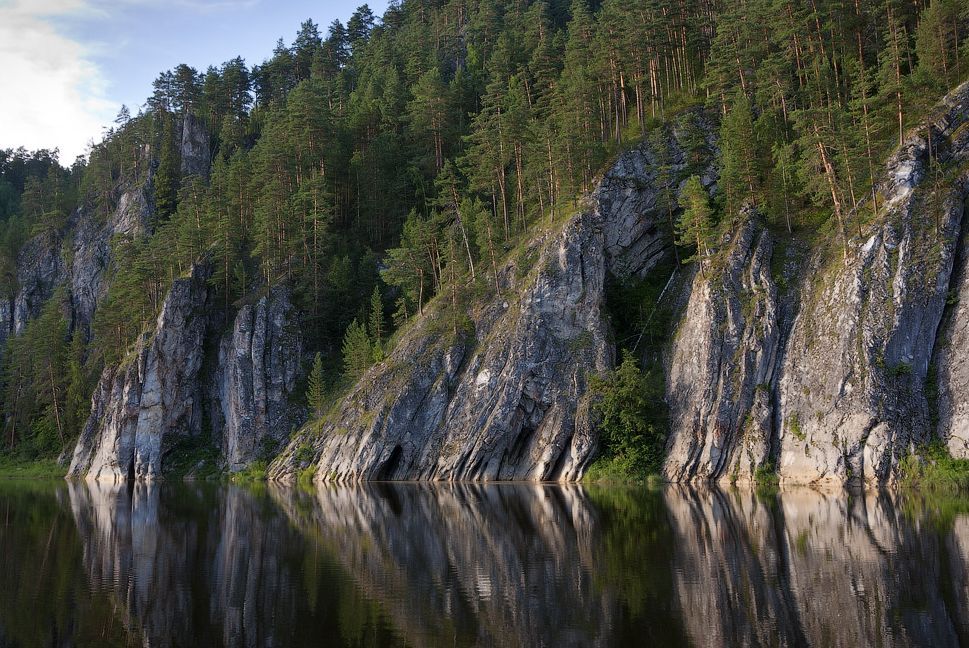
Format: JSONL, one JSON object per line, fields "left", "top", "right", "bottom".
{"left": 663, "top": 212, "right": 780, "bottom": 483}
{"left": 666, "top": 487, "right": 968, "bottom": 647}
{"left": 179, "top": 112, "right": 210, "bottom": 179}
{"left": 660, "top": 81, "right": 969, "bottom": 487}
{"left": 68, "top": 265, "right": 211, "bottom": 482}
{"left": 776, "top": 81, "right": 969, "bottom": 485}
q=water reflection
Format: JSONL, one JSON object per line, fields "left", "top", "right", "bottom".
{"left": 0, "top": 481, "right": 966, "bottom": 647}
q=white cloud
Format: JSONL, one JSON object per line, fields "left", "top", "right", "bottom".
{"left": 0, "top": 0, "right": 117, "bottom": 162}
{"left": 0, "top": 0, "right": 263, "bottom": 162}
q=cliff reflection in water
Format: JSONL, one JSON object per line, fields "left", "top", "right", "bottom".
{"left": 0, "top": 482, "right": 966, "bottom": 647}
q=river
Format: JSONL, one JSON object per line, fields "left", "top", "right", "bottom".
{"left": 0, "top": 481, "right": 966, "bottom": 646}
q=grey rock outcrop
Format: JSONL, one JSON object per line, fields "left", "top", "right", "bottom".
{"left": 179, "top": 113, "right": 210, "bottom": 179}
{"left": 664, "top": 212, "right": 780, "bottom": 483}
{"left": 937, "top": 212, "right": 969, "bottom": 459}
{"left": 270, "top": 119, "right": 713, "bottom": 483}
{"left": 70, "top": 184, "right": 152, "bottom": 333}
{"left": 932, "top": 99, "right": 969, "bottom": 459}
{"left": 209, "top": 286, "right": 303, "bottom": 472}
{"left": 777, "top": 82, "right": 969, "bottom": 485}
{"left": 0, "top": 230, "right": 67, "bottom": 347}
{"left": 271, "top": 212, "right": 611, "bottom": 483}
{"left": 596, "top": 114, "right": 717, "bottom": 279}
{"left": 68, "top": 265, "right": 211, "bottom": 481}
{"left": 660, "top": 81, "right": 969, "bottom": 487}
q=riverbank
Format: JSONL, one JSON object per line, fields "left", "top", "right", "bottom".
{"left": 0, "top": 458, "right": 65, "bottom": 480}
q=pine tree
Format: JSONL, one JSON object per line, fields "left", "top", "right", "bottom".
{"left": 154, "top": 115, "right": 181, "bottom": 221}
{"left": 719, "top": 93, "right": 759, "bottom": 215}
{"left": 675, "top": 176, "right": 716, "bottom": 276}
{"left": 341, "top": 319, "right": 373, "bottom": 378}
{"left": 64, "top": 329, "right": 90, "bottom": 437}
{"left": 306, "top": 352, "right": 326, "bottom": 418}
{"left": 368, "top": 285, "right": 385, "bottom": 361}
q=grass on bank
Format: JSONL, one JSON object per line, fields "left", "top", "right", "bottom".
{"left": 898, "top": 442, "right": 969, "bottom": 492}
{"left": 0, "top": 457, "right": 65, "bottom": 479}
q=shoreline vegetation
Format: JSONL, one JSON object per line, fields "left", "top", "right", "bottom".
{"left": 5, "top": 452, "right": 968, "bottom": 497}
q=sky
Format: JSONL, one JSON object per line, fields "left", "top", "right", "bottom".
{"left": 0, "top": 0, "right": 388, "bottom": 163}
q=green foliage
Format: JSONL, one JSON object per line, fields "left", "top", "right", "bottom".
{"left": 5, "top": 0, "right": 969, "bottom": 473}
{"left": 163, "top": 430, "right": 220, "bottom": 479}
{"left": 1, "top": 290, "right": 75, "bottom": 459}
{"left": 306, "top": 352, "right": 327, "bottom": 418}
{"left": 898, "top": 442, "right": 969, "bottom": 493}
{"left": 0, "top": 457, "right": 64, "bottom": 480}
{"left": 153, "top": 114, "right": 181, "bottom": 220}
{"left": 590, "top": 351, "right": 667, "bottom": 480}
{"left": 229, "top": 460, "right": 268, "bottom": 484}
{"left": 675, "top": 176, "right": 716, "bottom": 268}
{"left": 718, "top": 93, "right": 760, "bottom": 213}
{"left": 341, "top": 319, "right": 373, "bottom": 379}
{"left": 367, "top": 285, "right": 385, "bottom": 361}
{"left": 788, "top": 414, "right": 805, "bottom": 442}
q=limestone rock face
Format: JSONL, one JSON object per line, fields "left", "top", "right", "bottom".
{"left": 658, "top": 81, "right": 969, "bottom": 487}
{"left": 269, "top": 119, "right": 713, "bottom": 483}
{"left": 777, "top": 82, "right": 969, "bottom": 485}
{"left": 271, "top": 212, "right": 612, "bottom": 483}
{"left": 67, "top": 265, "right": 211, "bottom": 481}
{"left": 3, "top": 231, "right": 66, "bottom": 345}
{"left": 70, "top": 184, "right": 152, "bottom": 334}
{"left": 938, "top": 213, "right": 969, "bottom": 459}
{"left": 179, "top": 113, "right": 210, "bottom": 178}
{"left": 595, "top": 114, "right": 717, "bottom": 279}
{"left": 932, "top": 93, "right": 969, "bottom": 459}
{"left": 664, "top": 212, "right": 780, "bottom": 483}
{"left": 210, "top": 286, "right": 304, "bottom": 471}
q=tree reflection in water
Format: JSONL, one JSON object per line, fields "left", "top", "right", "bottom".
{"left": 0, "top": 481, "right": 966, "bottom": 647}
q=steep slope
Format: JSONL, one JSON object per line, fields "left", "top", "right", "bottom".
{"left": 661, "top": 80, "right": 969, "bottom": 487}
{"left": 270, "top": 117, "right": 716, "bottom": 483}
{"left": 663, "top": 211, "right": 780, "bottom": 483}
{"left": 68, "top": 264, "right": 211, "bottom": 481}
{"left": 70, "top": 178, "right": 154, "bottom": 333}
{"left": 777, "top": 82, "right": 969, "bottom": 485}
{"left": 208, "top": 286, "right": 304, "bottom": 471}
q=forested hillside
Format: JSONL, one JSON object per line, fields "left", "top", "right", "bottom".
{"left": 1, "top": 0, "right": 968, "bottom": 478}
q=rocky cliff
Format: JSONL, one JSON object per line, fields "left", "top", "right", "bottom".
{"left": 209, "top": 286, "right": 303, "bottom": 472}
{"left": 663, "top": 211, "right": 780, "bottom": 483}
{"left": 70, "top": 180, "right": 154, "bottom": 334}
{"left": 269, "top": 117, "right": 715, "bottom": 484}
{"left": 0, "top": 229, "right": 66, "bottom": 348}
{"left": 776, "top": 82, "right": 969, "bottom": 485}
{"left": 179, "top": 113, "right": 210, "bottom": 179}
{"left": 67, "top": 265, "right": 211, "bottom": 481}
{"left": 663, "top": 80, "right": 969, "bottom": 486}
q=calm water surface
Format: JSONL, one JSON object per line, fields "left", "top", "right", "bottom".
{"left": 0, "top": 481, "right": 967, "bottom": 647}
